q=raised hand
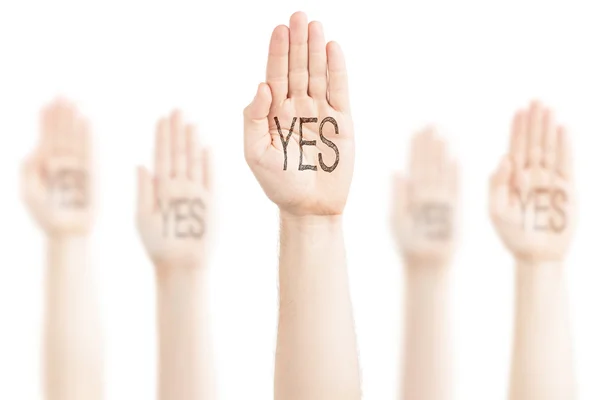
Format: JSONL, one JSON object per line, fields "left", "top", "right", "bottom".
{"left": 489, "top": 101, "right": 575, "bottom": 262}
{"left": 243, "top": 11, "right": 353, "bottom": 216}
{"left": 391, "top": 127, "right": 459, "bottom": 265}
{"left": 136, "top": 110, "right": 211, "bottom": 268}
{"left": 21, "top": 98, "right": 92, "bottom": 236}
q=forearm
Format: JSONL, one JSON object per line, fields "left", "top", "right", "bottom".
{"left": 401, "top": 261, "right": 452, "bottom": 400}
{"left": 156, "top": 264, "right": 215, "bottom": 400}
{"left": 43, "top": 236, "right": 103, "bottom": 400}
{"left": 509, "top": 260, "right": 576, "bottom": 400}
{"left": 275, "top": 214, "right": 361, "bottom": 400}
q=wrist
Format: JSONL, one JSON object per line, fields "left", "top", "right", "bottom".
{"left": 47, "top": 233, "right": 88, "bottom": 244}
{"left": 404, "top": 259, "right": 451, "bottom": 281}
{"left": 279, "top": 211, "right": 343, "bottom": 228}
{"left": 402, "top": 253, "right": 451, "bottom": 270}
{"left": 514, "top": 259, "right": 565, "bottom": 297}
{"left": 154, "top": 260, "right": 207, "bottom": 282}
{"left": 515, "top": 257, "right": 564, "bottom": 270}
{"left": 47, "top": 235, "right": 88, "bottom": 254}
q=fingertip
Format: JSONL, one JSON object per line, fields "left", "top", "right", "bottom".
{"left": 258, "top": 82, "right": 272, "bottom": 100}
{"left": 325, "top": 40, "right": 346, "bottom": 63}
{"left": 290, "top": 10, "right": 308, "bottom": 26}
{"left": 136, "top": 166, "right": 154, "bottom": 212}
{"left": 327, "top": 40, "right": 341, "bottom": 49}
{"left": 137, "top": 165, "right": 151, "bottom": 186}
{"left": 170, "top": 109, "right": 183, "bottom": 127}
{"left": 271, "top": 24, "right": 290, "bottom": 45}
{"left": 391, "top": 170, "right": 408, "bottom": 213}
{"left": 308, "top": 20, "right": 324, "bottom": 40}
{"left": 246, "top": 83, "right": 272, "bottom": 120}
{"left": 308, "top": 20, "right": 323, "bottom": 31}
{"left": 156, "top": 117, "right": 169, "bottom": 141}
{"left": 493, "top": 156, "right": 513, "bottom": 185}
{"left": 529, "top": 98, "right": 542, "bottom": 111}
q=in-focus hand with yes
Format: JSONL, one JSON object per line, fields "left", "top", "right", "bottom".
{"left": 21, "top": 98, "right": 93, "bottom": 237}
{"left": 136, "top": 111, "right": 212, "bottom": 269}
{"left": 489, "top": 101, "right": 575, "bottom": 263}
{"left": 391, "top": 127, "right": 459, "bottom": 266}
{"left": 243, "top": 11, "right": 354, "bottom": 217}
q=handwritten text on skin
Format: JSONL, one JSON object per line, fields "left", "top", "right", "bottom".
{"left": 49, "top": 169, "right": 88, "bottom": 208}
{"left": 517, "top": 187, "right": 567, "bottom": 232}
{"left": 411, "top": 202, "right": 452, "bottom": 240}
{"left": 275, "top": 116, "right": 340, "bottom": 172}
{"left": 159, "top": 198, "right": 206, "bottom": 238}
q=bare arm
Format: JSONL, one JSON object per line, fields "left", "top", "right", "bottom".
{"left": 44, "top": 236, "right": 103, "bottom": 400}
{"left": 509, "top": 261, "right": 575, "bottom": 400}
{"left": 136, "top": 110, "right": 215, "bottom": 400}
{"left": 402, "top": 262, "right": 452, "bottom": 400}
{"left": 20, "top": 100, "right": 101, "bottom": 400}
{"left": 489, "top": 101, "right": 577, "bottom": 399}
{"left": 243, "top": 11, "right": 358, "bottom": 399}
{"left": 392, "top": 128, "right": 458, "bottom": 400}
{"left": 156, "top": 265, "right": 215, "bottom": 400}
{"left": 275, "top": 215, "right": 360, "bottom": 400}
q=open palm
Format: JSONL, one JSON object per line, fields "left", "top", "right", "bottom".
{"left": 21, "top": 99, "right": 93, "bottom": 236}
{"left": 244, "top": 12, "right": 354, "bottom": 216}
{"left": 136, "top": 111, "right": 212, "bottom": 268}
{"left": 391, "top": 127, "right": 458, "bottom": 265}
{"left": 489, "top": 101, "right": 575, "bottom": 262}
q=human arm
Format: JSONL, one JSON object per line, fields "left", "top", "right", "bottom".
{"left": 489, "top": 101, "right": 576, "bottom": 400}
{"left": 155, "top": 264, "right": 214, "bottom": 400}
{"left": 391, "top": 128, "right": 458, "bottom": 400}
{"left": 136, "top": 111, "right": 215, "bottom": 400}
{"left": 275, "top": 215, "right": 360, "bottom": 399}
{"left": 21, "top": 99, "right": 103, "bottom": 400}
{"left": 509, "top": 260, "right": 575, "bottom": 399}
{"left": 44, "top": 236, "right": 103, "bottom": 400}
{"left": 243, "top": 11, "right": 360, "bottom": 400}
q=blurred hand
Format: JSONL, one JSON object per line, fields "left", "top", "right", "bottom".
{"left": 136, "top": 111, "right": 212, "bottom": 269}
{"left": 21, "top": 98, "right": 93, "bottom": 236}
{"left": 243, "top": 11, "right": 354, "bottom": 217}
{"left": 489, "top": 101, "right": 575, "bottom": 262}
{"left": 391, "top": 127, "right": 458, "bottom": 265}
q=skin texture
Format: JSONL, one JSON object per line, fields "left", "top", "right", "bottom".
{"left": 489, "top": 101, "right": 576, "bottom": 400}
{"left": 21, "top": 98, "right": 103, "bottom": 400}
{"left": 243, "top": 11, "right": 361, "bottom": 400}
{"left": 391, "top": 127, "right": 458, "bottom": 400}
{"left": 136, "top": 111, "right": 215, "bottom": 400}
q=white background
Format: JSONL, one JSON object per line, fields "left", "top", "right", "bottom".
{"left": 1, "top": 0, "right": 599, "bottom": 399}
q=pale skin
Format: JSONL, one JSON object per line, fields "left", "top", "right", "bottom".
{"left": 136, "top": 110, "right": 214, "bottom": 400}
{"left": 391, "top": 127, "right": 458, "bottom": 400}
{"left": 489, "top": 100, "right": 576, "bottom": 400}
{"left": 243, "top": 11, "right": 361, "bottom": 400}
{"left": 21, "top": 99, "right": 103, "bottom": 400}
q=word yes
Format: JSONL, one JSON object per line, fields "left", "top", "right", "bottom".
{"left": 412, "top": 202, "right": 452, "bottom": 240}
{"left": 517, "top": 187, "right": 567, "bottom": 233}
{"left": 159, "top": 197, "right": 206, "bottom": 238}
{"left": 49, "top": 168, "right": 88, "bottom": 208}
{"left": 275, "top": 116, "right": 340, "bottom": 172}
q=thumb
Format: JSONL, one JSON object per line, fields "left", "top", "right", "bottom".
{"left": 136, "top": 166, "right": 154, "bottom": 215}
{"left": 20, "top": 154, "right": 44, "bottom": 208}
{"left": 243, "top": 82, "right": 272, "bottom": 161}
{"left": 489, "top": 156, "right": 512, "bottom": 215}
{"left": 391, "top": 171, "right": 409, "bottom": 221}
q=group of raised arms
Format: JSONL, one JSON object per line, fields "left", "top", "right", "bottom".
{"left": 21, "top": 11, "right": 575, "bottom": 400}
